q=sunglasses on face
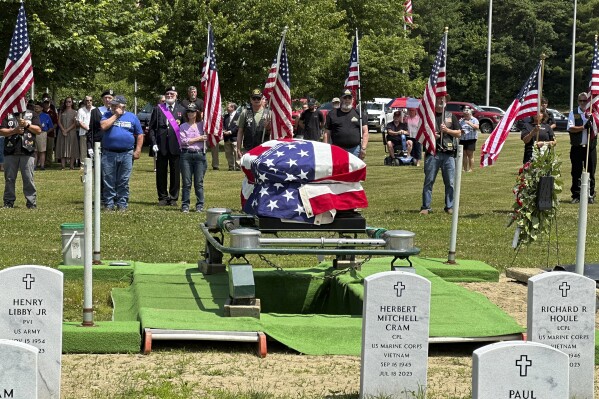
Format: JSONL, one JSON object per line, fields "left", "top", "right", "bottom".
{"left": 251, "top": 97, "right": 261, "bottom": 101}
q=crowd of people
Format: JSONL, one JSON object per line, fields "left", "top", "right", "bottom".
{"left": 0, "top": 87, "right": 596, "bottom": 213}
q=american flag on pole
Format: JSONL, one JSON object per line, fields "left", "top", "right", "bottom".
{"left": 480, "top": 61, "right": 541, "bottom": 166}
{"left": 344, "top": 36, "right": 360, "bottom": 108}
{"left": 415, "top": 34, "right": 447, "bottom": 155}
{"left": 263, "top": 35, "right": 293, "bottom": 140}
{"left": 586, "top": 39, "right": 599, "bottom": 136}
{"left": 240, "top": 140, "right": 368, "bottom": 224}
{"left": 200, "top": 24, "right": 223, "bottom": 148}
{"left": 404, "top": 0, "right": 413, "bottom": 25}
{"left": 0, "top": 2, "right": 34, "bottom": 123}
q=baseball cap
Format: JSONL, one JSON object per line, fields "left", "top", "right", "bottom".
{"left": 332, "top": 97, "right": 340, "bottom": 103}
{"left": 341, "top": 89, "right": 353, "bottom": 98}
{"left": 110, "top": 95, "right": 127, "bottom": 105}
{"left": 251, "top": 88, "right": 262, "bottom": 98}
{"left": 165, "top": 86, "right": 177, "bottom": 94}
{"left": 101, "top": 89, "right": 114, "bottom": 98}
{"left": 308, "top": 98, "right": 317, "bottom": 106}
{"left": 186, "top": 103, "right": 198, "bottom": 113}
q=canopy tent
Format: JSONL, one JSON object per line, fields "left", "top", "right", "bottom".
{"left": 387, "top": 97, "right": 420, "bottom": 109}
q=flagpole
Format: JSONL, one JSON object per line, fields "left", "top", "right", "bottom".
{"left": 355, "top": 28, "right": 363, "bottom": 146}
{"left": 536, "top": 54, "right": 546, "bottom": 143}
{"left": 440, "top": 27, "right": 448, "bottom": 146}
{"left": 569, "top": 0, "right": 578, "bottom": 112}
{"left": 205, "top": 22, "right": 212, "bottom": 154}
{"left": 584, "top": 35, "right": 598, "bottom": 173}
{"left": 485, "top": 0, "right": 492, "bottom": 106}
{"left": 264, "top": 26, "right": 288, "bottom": 143}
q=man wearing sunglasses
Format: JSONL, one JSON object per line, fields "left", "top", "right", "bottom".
{"left": 236, "top": 89, "right": 271, "bottom": 158}
{"left": 567, "top": 92, "right": 596, "bottom": 204}
{"left": 149, "top": 86, "right": 186, "bottom": 207}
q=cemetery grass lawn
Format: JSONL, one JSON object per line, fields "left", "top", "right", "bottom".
{"left": 1, "top": 133, "right": 598, "bottom": 397}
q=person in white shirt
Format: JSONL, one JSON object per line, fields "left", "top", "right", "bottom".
{"left": 76, "top": 96, "right": 94, "bottom": 168}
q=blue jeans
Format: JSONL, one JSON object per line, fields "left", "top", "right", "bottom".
{"left": 346, "top": 145, "right": 361, "bottom": 158}
{"left": 422, "top": 151, "right": 455, "bottom": 211}
{"left": 102, "top": 150, "right": 133, "bottom": 209}
{"left": 180, "top": 151, "right": 207, "bottom": 209}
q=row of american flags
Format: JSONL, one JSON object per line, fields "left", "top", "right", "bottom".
{"left": 1, "top": 2, "right": 597, "bottom": 168}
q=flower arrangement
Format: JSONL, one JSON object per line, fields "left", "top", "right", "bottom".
{"left": 508, "top": 144, "right": 562, "bottom": 248}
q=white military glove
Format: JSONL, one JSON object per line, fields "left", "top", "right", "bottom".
{"left": 152, "top": 145, "right": 159, "bottom": 153}
{"left": 88, "top": 149, "right": 94, "bottom": 158}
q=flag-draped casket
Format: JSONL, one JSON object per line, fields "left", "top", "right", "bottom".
{"left": 241, "top": 140, "right": 368, "bottom": 224}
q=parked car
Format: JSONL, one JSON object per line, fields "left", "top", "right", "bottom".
{"left": 546, "top": 108, "right": 569, "bottom": 131}
{"left": 365, "top": 100, "right": 392, "bottom": 133}
{"left": 445, "top": 101, "right": 502, "bottom": 133}
{"left": 479, "top": 105, "right": 505, "bottom": 116}
{"left": 137, "top": 103, "right": 153, "bottom": 145}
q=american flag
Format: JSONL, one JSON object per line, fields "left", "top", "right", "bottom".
{"left": 344, "top": 36, "right": 360, "bottom": 107}
{"left": 586, "top": 39, "right": 599, "bottom": 136}
{"left": 480, "top": 61, "right": 541, "bottom": 166}
{"left": 241, "top": 140, "right": 367, "bottom": 224}
{"left": 200, "top": 24, "right": 223, "bottom": 148}
{"left": 0, "top": 3, "right": 34, "bottom": 123}
{"left": 263, "top": 35, "right": 293, "bottom": 140}
{"left": 404, "top": 0, "right": 413, "bottom": 25}
{"left": 415, "top": 34, "right": 447, "bottom": 155}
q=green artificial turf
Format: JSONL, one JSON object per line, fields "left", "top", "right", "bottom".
{"left": 111, "top": 259, "right": 524, "bottom": 355}
{"left": 62, "top": 321, "right": 141, "bottom": 353}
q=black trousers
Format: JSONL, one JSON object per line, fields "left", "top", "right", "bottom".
{"left": 570, "top": 145, "right": 596, "bottom": 199}
{"left": 156, "top": 152, "right": 180, "bottom": 202}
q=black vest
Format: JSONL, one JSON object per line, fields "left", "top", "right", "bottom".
{"left": 569, "top": 109, "right": 588, "bottom": 146}
{"left": 4, "top": 112, "right": 35, "bottom": 155}
{"left": 242, "top": 106, "right": 268, "bottom": 150}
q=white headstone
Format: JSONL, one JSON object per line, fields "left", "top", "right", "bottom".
{"left": 0, "top": 265, "right": 63, "bottom": 399}
{"left": 360, "top": 271, "right": 431, "bottom": 398}
{"left": 472, "top": 341, "right": 569, "bottom": 399}
{"left": 0, "top": 339, "right": 38, "bottom": 399}
{"left": 527, "top": 271, "right": 596, "bottom": 399}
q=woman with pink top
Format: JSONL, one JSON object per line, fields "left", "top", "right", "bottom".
{"left": 178, "top": 103, "right": 208, "bottom": 213}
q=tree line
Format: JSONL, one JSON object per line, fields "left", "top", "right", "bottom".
{"left": 0, "top": 0, "right": 597, "bottom": 110}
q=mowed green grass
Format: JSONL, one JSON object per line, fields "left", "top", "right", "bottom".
{"left": 0, "top": 132, "right": 597, "bottom": 321}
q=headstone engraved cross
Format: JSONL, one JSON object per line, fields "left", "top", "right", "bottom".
{"left": 0, "top": 265, "right": 63, "bottom": 399}
{"left": 515, "top": 355, "right": 532, "bottom": 377}
{"left": 528, "top": 271, "right": 596, "bottom": 399}
{"left": 360, "top": 271, "right": 431, "bottom": 398}
{"left": 472, "top": 341, "right": 569, "bottom": 399}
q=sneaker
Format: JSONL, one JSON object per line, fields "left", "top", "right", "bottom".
{"left": 419, "top": 209, "right": 430, "bottom": 215}
{"left": 570, "top": 198, "right": 580, "bottom": 204}
{"left": 102, "top": 205, "right": 114, "bottom": 212}
{"left": 26, "top": 204, "right": 37, "bottom": 210}
{"left": 116, "top": 206, "right": 127, "bottom": 212}
{"left": 213, "top": 166, "right": 219, "bottom": 170}
{"left": 589, "top": 197, "right": 595, "bottom": 204}
{"left": 196, "top": 205, "right": 204, "bottom": 212}
{"left": 158, "top": 200, "right": 169, "bottom": 206}
{"left": 181, "top": 206, "right": 189, "bottom": 213}
{"left": 445, "top": 208, "right": 454, "bottom": 214}
{"left": 3, "top": 203, "right": 14, "bottom": 209}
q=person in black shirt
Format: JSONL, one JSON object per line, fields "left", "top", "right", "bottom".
{"left": 298, "top": 98, "right": 324, "bottom": 141}
{"left": 520, "top": 112, "right": 556, "bottom": 164}
{"left": 0, "top": 110, "right": 42, "bottom": 208}
{"left": 323, "top": 89, "right": 368, "bottom": 159}
{"left": 567, "top": 92, "right": 596, "bottom": 203}
{"left": 385, "top": 110, "right": 411, "bottom": 157}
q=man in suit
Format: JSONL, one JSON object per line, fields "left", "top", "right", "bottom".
{"left": 222, "top": 102, "right": 240, "bottom": 171}
{"left": 149, "top": 86, "right": 186, "bottom": 206}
